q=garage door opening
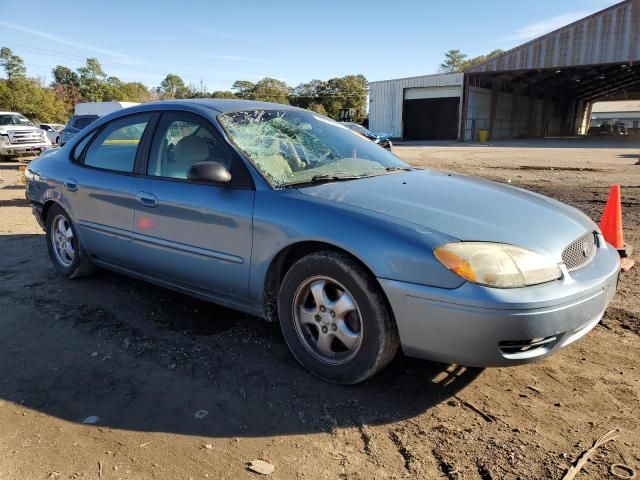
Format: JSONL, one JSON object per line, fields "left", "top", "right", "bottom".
{"left": 403, "top": 97, "right": 460, "bottom": 140}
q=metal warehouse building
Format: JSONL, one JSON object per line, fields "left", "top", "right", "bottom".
{"left": 369, "top": 0, "right": 640, "bottom": 141}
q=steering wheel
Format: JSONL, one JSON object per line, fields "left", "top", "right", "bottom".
{"left": 205, "top": 137, "right": 232, "bottom": 169}
{"left": 166, "top": 143, "right": 175, "bottom": 164}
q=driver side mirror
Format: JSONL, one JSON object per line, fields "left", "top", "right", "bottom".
{"left": 187, "top": 161, "right": 232, "bottom": 184}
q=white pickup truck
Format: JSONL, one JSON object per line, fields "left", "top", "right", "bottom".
{"left": 0, "top": 111, "right": 52, "bottom": 160}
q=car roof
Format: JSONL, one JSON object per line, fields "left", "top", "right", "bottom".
{"left": 141, "top": 98, "right": 304, "bottom": 114}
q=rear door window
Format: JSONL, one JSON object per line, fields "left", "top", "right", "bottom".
{"left": 72, "top": 132, "right": 97, "bottom": 162}
{"left": 83, "top": 114, "right": 150, "bottom": 173}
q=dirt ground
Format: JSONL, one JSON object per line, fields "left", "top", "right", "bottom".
{"left": 0, "top": 137, "right": 638, "bottom": 480}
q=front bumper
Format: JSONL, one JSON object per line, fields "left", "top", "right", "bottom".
{"left": 0, "top": 144, "right": 50, "bottom": 157}
{"left": 380, "top": 240, "right": 620, "bottom": 367}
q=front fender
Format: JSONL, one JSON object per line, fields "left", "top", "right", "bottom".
{"left": 249, "top": 189, "right": 464, "bottom": 306}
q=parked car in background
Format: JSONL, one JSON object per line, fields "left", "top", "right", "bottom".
{"left": 39, "top": 123, "right": 65, "bottom": 145}
{"left": 342, "top": 122, "right": 393, "bottom": 149}
{"left": 25, "top": 99, "right": 620, "bottom": 384}
{"left": 60, "top": 101, "right": 139, "bottom": 146}
{"left": 590, "top": 121, "right": 629, "bottom": 136}
{"left": 0, "top": 112, "right": 52, "bottom": 160}
{"left": 612, "top": 121, "right": 629, "bottom": 135}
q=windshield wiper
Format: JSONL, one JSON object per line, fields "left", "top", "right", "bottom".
{"left": 385, "top": 166, "right": 412, "bottom": 172}
{"left": 310, "top": 174, "right": 362, "bottom": 182}
{"left": 284, "top": 174, "right": 363, "bottom": 187}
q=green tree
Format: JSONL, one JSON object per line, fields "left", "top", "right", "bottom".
{"left": 251, "top": 77, "right": 291, "bottom": 104}
{"left": 439, "top": 49, "right": 506, "bottom": 73}
{"left": 0, "top": 47, "right": 27, "bottom": 80}
{"left": 77, "top": 57, "right": 106, "bottom": 79}
{"left": 0, "top": 50, "right": 67, "bottom": 122}
{"left": 460, "top": 49, "right": 505, "bottom": 71}
{"left": 231, "top": 80, "right": 255, "bottom": 99}
{"left": 321, "top": 75, "right": 368, "bottom": 121}
{"left": 51, "top": 66, "right": 81, "bottom": 115}
{"left": 76, "top": 57, "right": 111, "bottom": 102}
{"left": 290, "top": 79, "right": 327, "bottom": 109}
{"left": 0, "top": 77, "right": 67, "bottom": 122}
{"left": 52, "top": 65, "right": 80, "bottom": 87}
{"left": 308, "top": 102, "right": 327, "bottom": 116}
{"left": 117, "top": 82, "right": 151, "bottom": 102}
{"left": 440, "top": 49, "right": 468, "bottom": 73}
{"left": 209, "top": 90, "right": 236, "bottom": 99}
{"left": 158, "top": 74, "right": 189, "bottom": 99}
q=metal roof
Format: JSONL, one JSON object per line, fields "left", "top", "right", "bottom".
{"left": 467, "top": 0, "right": 640, "bottom": 73}
{"left": 369, "top": 72, "right": 462, "bottom": 86}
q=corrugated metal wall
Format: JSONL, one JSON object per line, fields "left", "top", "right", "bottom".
{"left": 469, "top": 0, "right": 640, "bottom": 73}
{"left": 369, "top": 73, "right": 463, "bottom": 138}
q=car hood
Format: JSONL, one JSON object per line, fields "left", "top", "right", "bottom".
{"left": 297, "top": 169, "right": 597, "bottom": 258}
{"left": 375, "top": 132, "right": 392, "bottom": 141}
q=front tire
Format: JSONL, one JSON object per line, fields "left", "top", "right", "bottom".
{"left": 45, "top": 204, "right": 94, "bottom": 278}
{"left": 278, "top": 251, "right": 399, "bottom": 384}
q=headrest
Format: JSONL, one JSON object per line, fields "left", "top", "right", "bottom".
{"left": 174, "top": 135, "right": 209, "bottom": 163}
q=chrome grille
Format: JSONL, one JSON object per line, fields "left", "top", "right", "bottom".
{"left": 562, "top": 232, "right": 597, "bottom": 271}
{"left": 8, "top": 130, "right": 44, "bottom": 145}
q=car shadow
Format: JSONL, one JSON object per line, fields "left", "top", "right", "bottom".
{"left": 0, "top": 234, "right": 482, "bottom": 438}
{"left": 0, "top": 197, "right": 30, "bottom": 207}
{"left": 0, "top": 162, "right": 23, "bottom": 171}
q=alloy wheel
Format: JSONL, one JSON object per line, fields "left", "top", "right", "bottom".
{"left": 292, "top": 276, "right": 363, "bottom": 365}
{"left": 51, "top": 214, "right": 75, "bottom": 267}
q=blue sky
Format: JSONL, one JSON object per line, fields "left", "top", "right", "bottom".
{"left": 0, "top": 0, "right": 619, "bottom": 90}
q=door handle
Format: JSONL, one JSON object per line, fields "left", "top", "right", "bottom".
{"left": 136, "top": 191, "right": 157, "bottom": 208}
{"left": 63, "top": 178, "right": 78, "bottom": 192}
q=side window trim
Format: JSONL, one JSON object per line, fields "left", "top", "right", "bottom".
{"left": 77, "top": 112, "right": 152, "bottom": 175}
{"left": 133, "top": 111, "right": 161, "bottom": 176}
{"left": 72, "top": 129, "right": 99, "bottom": 163}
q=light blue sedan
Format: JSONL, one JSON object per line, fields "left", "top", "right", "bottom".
{"left": 25, "top": 99, "right": 620, "bottom": 383}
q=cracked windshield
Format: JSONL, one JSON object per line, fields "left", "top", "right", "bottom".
{"left": 219, "top": 109, "right": 409, "bottom": 187}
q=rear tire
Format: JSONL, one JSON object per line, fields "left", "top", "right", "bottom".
{"left": 278, "top": 251, "right": 399, "bottom": 384}
{"left": 45, "top": 204, "right": 94, "bottom": 279}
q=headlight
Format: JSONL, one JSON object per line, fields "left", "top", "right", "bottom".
{"left": 434, "top": 242, "right": 562, "bottom": 288}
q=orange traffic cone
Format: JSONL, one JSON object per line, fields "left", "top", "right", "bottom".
{"left": 599, "top": 185, "right": 631, "bottom": 257}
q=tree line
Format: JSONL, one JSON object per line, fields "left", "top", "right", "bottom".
{"left": 0, "top": 46, "right": 368, "bottom": 124}
{"left": 1, "top": 45, "right": 502, "bottom": 124}
{"left": 439, "top": 49, "right": 505, "bottom": 73}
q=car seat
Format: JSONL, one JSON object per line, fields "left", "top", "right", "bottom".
{"left": 168, "top": 135, "right": 210, "bottom": 178}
